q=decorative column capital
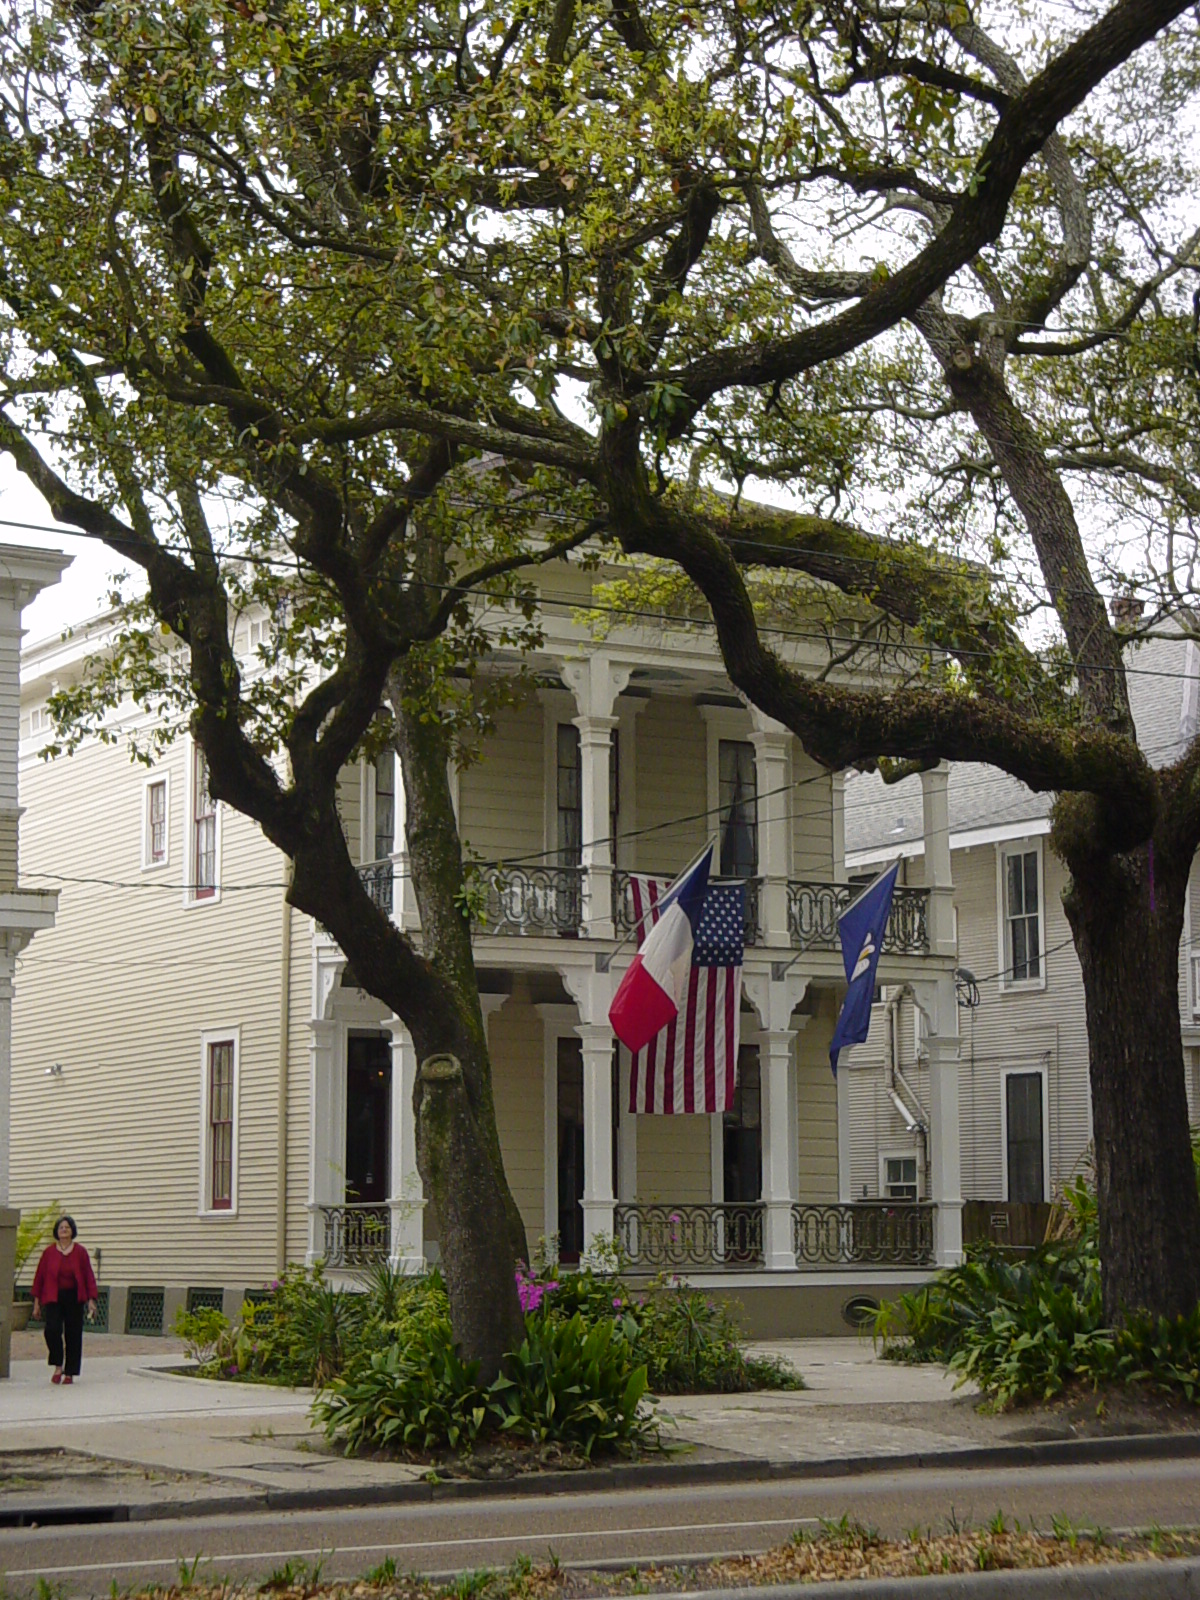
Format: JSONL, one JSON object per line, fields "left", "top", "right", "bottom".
{"left": 560, "top": 654, "right": 632, "bottom": 721}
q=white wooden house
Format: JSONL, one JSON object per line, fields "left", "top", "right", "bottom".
{"left": 10, "top": 556, "right": 963, "bottom": 1335}
{"left": 842, "top": 625, "right": 1200, "bottom": 1231}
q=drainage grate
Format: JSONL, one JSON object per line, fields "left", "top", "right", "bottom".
{"left": 125, "top": 1287, "right": 165, "bottom": 1335}
{"left": 242, "top": 1287, "right": 273, "bottom": 1307}
{"left": 91, "top": 1287, "right": 110, "bottom": 1332}
{"left": 186, "top": 1286, "right": 225, "bottom": 1315}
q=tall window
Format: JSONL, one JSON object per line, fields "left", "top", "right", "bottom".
{"left": 718, "top": 739, "right": 757, "bottom": 878}
{"left": 373, "top": 752, "right": 395, "bottom": 863}
{"left": 192, "top": 749, "right": 217, "bottom": 899}
{"left": 1004, "top": 848, "right": 1041, "bottom": 982}
{"left": 208, "top": 1040, "right": 235, "bottom": 1210}
{"left": 557, "top": 724, "right": 582, "bottom": 866}
{"left": 1005, "top": 1072, "right": 1045, "bottom": 1203}
{"left": 145, "top": 778, "right": 167, "bottom": 867}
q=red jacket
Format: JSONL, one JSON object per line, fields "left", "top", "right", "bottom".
{"left": 31, "top": 1243, "right": 98, "bottom": 1305}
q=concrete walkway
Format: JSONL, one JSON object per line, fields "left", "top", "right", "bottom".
{"left": 0, "top": 1334, "right": 1191, "bottom": 1521}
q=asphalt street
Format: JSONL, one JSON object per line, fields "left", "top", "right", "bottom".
{"left": 3, "top": 1455, "right": 1200, "bottom": 1596}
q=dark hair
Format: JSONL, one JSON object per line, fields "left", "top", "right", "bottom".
{"left": 54, "top": 1215, "right": 77, "bottom": 1239}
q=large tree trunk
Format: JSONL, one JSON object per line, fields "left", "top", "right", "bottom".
{"left": 390, "top": 660, "right": 527, "bottom": 1376}
{"left": 1060, "top": 832, "right": 1200, "bottom": 1321}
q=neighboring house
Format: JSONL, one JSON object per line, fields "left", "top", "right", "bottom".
{"left": 842, "top": 625, "right": 1200, "bottom": 1231}
{"left": 0, "top": 542, "right": 70, "bottom": 1378}
{"left": 11, "top": 556, "right": 962, "bottom": 1336}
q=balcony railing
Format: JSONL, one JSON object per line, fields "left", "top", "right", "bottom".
{"left": 611, "top": 872, "right": 761, "bottom": 945}
{"left": 475, "top": 863, "right": 584, "bottom": 937}
{"left": 320, "top": 1204, "right": 391, "bottom": 1268}
{"left": 614, "top": 1203, "right": 764, "bottom": 1269}
{"left": 358, "top": 859, "right": 394, "bottom": 914}
{"left": 791, "top": 1203, "right": 935, "bottom": 1267}
{"left": 786, "top": 881, "right": 930, "bottom": 954}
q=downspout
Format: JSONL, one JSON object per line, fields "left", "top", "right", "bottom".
{"left": 276, "top": 860, "right": 294, "bottom": 1278}
{"left": 887, "top": 986, "right": 931, "bottom": 1199}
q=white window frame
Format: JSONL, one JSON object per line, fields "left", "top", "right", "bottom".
{"left": 996, "top": 840, "right": 1046, "bottom": 993}
{"left": 198, "top": 1026, "right": 240, "bottom": 1217}
{"left": 999, "top": 1063, "right": 1050, "bottom": 1203}
{"left": 879, "top": 1150, "right": 920, "bottom": 1202}
{"left": 142, "top": 772, "right": 170, "bottom": 871}
{"left": 183, "top": 738, "right": 222, "bottom": 907}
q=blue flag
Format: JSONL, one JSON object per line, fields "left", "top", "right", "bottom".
{"left": 829, "top": 864, "right": 900, "bottom": 1075}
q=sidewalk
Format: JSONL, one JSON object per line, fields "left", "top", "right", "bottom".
{"left": 2, "top": 1335, "right": 1198, "bottom": 1521}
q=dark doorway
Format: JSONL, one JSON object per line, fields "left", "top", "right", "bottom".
{"left": 346, "top": 1034, "right": 391, "bottom": 1203}
{"left": 723, "top": 1046, "right": 762, "bottom": 1204}
{"left": 557, "top": 1036, "right": 585, "bottom": 1262}
{"left": 1005, "top": 1071, "right": 1045, "bottom": 1204}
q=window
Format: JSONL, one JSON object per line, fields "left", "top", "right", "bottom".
{"left": 556, "top": 723, "right": 582, "bottom": 867}
{"left": 200, "top": 1031, "right": 239, "bottom": 1214}
{"left": 191, "top": 748, "right": 217, "bottom": 901}
{"left": 143, "top": 777, "right": 168, "bottom": 868}
{"left": 1004, "top": 1071, "right": 1046, "bottom": 1204}
{"left": 1002, "top": 846, "right": 1042, "bottom": 985}
{"left": 29, "top": 704, "right": 50, "bottom": 736}
{"left": 373, "top": 752, "right": 395, "bottom": 863}
{"left": 718, "top": 739, "right": 757, "bottom": 878}
{"left": 882, "top": 1155, "right": 919, "bottom": 1201}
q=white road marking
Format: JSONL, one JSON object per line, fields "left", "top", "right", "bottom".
{"left": 2, "top": 1515, "right": 819, "bottom": 1580}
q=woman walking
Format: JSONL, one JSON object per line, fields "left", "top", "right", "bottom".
{"left": 31, "top": 1215, "right": 98, "bottom": 1384}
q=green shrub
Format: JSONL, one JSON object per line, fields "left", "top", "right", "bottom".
{"left": 490, "top": 1311, "right": 653, "bottom": 1457}
{"left": 630, "top": 1274, "right": 802, "bottom": 1394}
{"left": 14, "top": 1202, "right": 60, "bottom": 1287}
{"left": 173, "top": 1306, "right": 233, "bottom": 1373}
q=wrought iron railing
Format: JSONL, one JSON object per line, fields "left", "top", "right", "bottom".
{"left": 614, "top": 1202, "right": 764, "bottom": 1269}
{"left": 321, "top": 1204, "right": 391, "bottom": 1268}
{"left": 786, "top": 881, "right": 929, "bottom": 954}
{"left": 611, "top": 872, "right": 761, "bottom": 945}
{"left": 475, "top": 863, "right": 584, "bottom": 936}
{"left": 358, "top": 858, "right": 394, "bottom": 914}
{"left": 791, "top": 1203, "right": 934, "bottom": 1267}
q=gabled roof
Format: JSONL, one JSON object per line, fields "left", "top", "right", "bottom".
{"left": 845, "top": 627, "right": 1200, "bottom": 859}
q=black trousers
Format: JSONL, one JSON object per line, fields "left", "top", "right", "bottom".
{"left": 44, "top": 1288, "right": 84, "bottom": 1376}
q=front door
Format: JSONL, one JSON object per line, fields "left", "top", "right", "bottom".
{"left": 346, "top": 1034, "right": 391, "bottom": 1203}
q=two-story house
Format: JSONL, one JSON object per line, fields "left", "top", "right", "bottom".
{"left": 841, "top": 621, "right": 1200, "bottom": 1235}
{"left": 11, "top": 554, "right": 963, "bottom": 1335}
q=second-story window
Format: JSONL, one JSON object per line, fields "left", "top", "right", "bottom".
{"left": 718, "top": 739, "right": 757, "bottom": 878}
{"left": 557, "top": 724, "right": 582, "bottom": 867}
{"left": 146, "top": 778, "right": 167, "bottom": 867}
{"left": 374, "top": 751, "right": 395, "bottom": 862}
{"left": 1003, "top": 847, "right": 1041, "bottom": 983}
{"left": 192, "top": 748, "right": 217, "bottom": 900}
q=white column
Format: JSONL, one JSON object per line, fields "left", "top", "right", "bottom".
{"left": 307, "top": 1019, "right": 342, "bottom": 1264}
{"left": 617, "top": 1048, "right": 637, "bottom": 1204}
{"left": 561, "top": 656, "right": 631, "bottom": 939}
{"left": 384, "top": 1018, "right": 425, "bottom": 1272}
{"left": 921, "top": 763, "right": 955, "bottom": 955}
{"left": 749, "top": 717, "right": 792, "bottom": 943}
{"left": 392, "top": 751, "right": 419, "bottom": 931}
{"left": 0, "top": 945, "right": 15, "bottom": 1205}
{"left": 578, "top": 1022, "right": 615, "bottom": 1256}
{"left": 759, "top": 1029, "right": 796, "bottom": 1269}
{"left": 917, "top": 973, "right": 963, "bottom": 1266}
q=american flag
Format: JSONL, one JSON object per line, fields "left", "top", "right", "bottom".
{"left": 626, "top": 876, "right": 745, "bottom": 1114}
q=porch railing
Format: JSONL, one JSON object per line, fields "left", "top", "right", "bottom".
{"left": 614, "top": 1202, "right": 764, "bottom": 1269}
{"left": 358, "top": 859, "right": 394, "bottom": 914}
{"left": 475, "top": 863, "right": 584, "bottom": 936}
{"left": 611, "top": 872, "right": 762, "bottom": 945}
{"left": 786, "top": 881, "right": 930, "bottom": 954}
{"left": 320, "top": 1204, "right": 391, "bottom": 1268}
{"left": 791, "top": 1202, "right": 935, "bottom": 1267}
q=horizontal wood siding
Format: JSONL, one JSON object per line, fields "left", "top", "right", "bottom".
{"left": 629, "top": 697, "right": 707, "bottom": 875}
{"left": 458, "top": 700, "right": 545, "bottom": 862}
{"left": 791, "top": 756, "right": 834, "bottom": 879}
{"left": 636, "top": 1112, "right": 712, "bottom": 1204}
{"left": 11, "top": 736, "right": 288, "bottom": 1288}
{"left": 795, "top": 1001, "right": 838, "bottom": 1201}
{"left": 487, "top": 996, "right": 545, "bottom": 1249}
{"left": 337, "top": 764, "right": 362, "bottom": 865}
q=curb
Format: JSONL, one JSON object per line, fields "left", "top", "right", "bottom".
{"left": 644, "top": 1555, "right": 1200, "bottom": 1596}
{"left": 4, "top": 1428, "right": 1200, "bottom": 1527}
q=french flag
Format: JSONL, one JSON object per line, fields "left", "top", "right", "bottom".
{"left": 609, "top": 844, "right": 713, "bottom": 1054}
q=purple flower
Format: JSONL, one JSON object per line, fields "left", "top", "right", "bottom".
{"left": 612, "top": 1297, "right": 623, "bottom": 1309}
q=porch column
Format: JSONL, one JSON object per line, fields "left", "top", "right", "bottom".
{"left": 392, "top": 751, "right": 419, "bottom": 931}
{"left": 918, "top": 974, "right": 963, "bottom": 1266}
{"left": 748, "top": 713, "right": 792, "bottom": 944}
{"left": 562, "top": 655, "right": 631, "bottom": 939}
{"left": 384, "top": 1018, "right": 425, "bottom": 1272}
{"left": 920, "top": 763, "right": 955, "bottom": 955}
{"left": 759, "top": 1028, "right": 796, "bottom": 1270}
{"left": 577, "top": 1022, "right": 616, "bottom": 1256}
{"left": 0, "top": 943, "right": 16, "bottom": 1206}
{"left": 307, "top": 1019, "right": 342, "bottom": 1264}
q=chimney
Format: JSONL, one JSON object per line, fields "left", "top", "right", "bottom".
{"left": 1110, "top": 594, "right": 1145, "bottom": 628}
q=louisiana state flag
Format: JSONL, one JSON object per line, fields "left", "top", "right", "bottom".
{"left": 829, "top": 863, "right": 900, "bottom": 1075}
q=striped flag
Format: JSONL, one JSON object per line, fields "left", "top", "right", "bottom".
{"left": 625, "top": 876, "right": 745, "bottom": 1114}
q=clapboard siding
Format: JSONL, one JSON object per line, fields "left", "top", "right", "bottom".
{"left": 636, "top": 1112, "right": 712, "bottom": 1204}
{"left": 795, "top": 1000, "right": 839, "bottom": 1201}
{"left": 459, "top": 700, "right": 545, "bottom": 862}
{"left": 488, "top": 995, "right": 546, "bottom": 1248}
{"left": 792, "top": 755, "right": 835, "bottom": 879}
{"left": 628, "top": 697, "right": 708, "bottom": 875}
{"left": 11, "top": 734, "right": 289, "bottom": 1286}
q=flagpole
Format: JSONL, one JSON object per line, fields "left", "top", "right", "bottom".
{"left": 769, "top": 856, "right": 903, "bottom": 981}
{"left": 595, "top": 836, "right": 717, "bottom": 974}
